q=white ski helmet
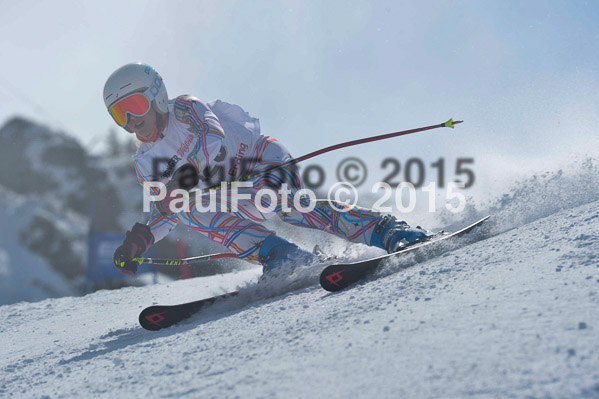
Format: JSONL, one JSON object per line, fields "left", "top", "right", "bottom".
{"left": 103, "top": 63, "right": 169, "bottom": 131}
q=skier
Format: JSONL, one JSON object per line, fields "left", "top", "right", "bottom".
{"left": 104, "top": 62, "right": 432, "bottom": 277}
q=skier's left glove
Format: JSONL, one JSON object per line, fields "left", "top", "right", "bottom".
{"left": 113, "top": 223, "right": 155, "bottom": 276}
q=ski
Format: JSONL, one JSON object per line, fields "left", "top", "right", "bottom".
{"left": 320, "top": 216, "right": 491, "bottom": 292}
{"left": 139, "top": 291, "right": 238, "bottom": 331}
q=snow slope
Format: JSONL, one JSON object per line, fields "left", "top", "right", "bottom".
{"left": 1, "top": 193, "right": 598, "bottom": 398}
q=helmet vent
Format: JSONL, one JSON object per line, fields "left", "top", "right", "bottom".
{"left": 119, "top": 83, "right": 132, "bottom": 90}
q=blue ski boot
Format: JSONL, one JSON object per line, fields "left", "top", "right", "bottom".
{"left": 371, "top": 215, "right": 433, "bottom": 253}
{"left": 258, "top": 234, "right": 319, "bottom": 276}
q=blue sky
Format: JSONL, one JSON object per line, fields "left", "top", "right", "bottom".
{"left": 1, "top": 0, "right": 598, "bottom": 197}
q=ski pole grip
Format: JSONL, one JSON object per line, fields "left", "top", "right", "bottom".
{"left": 133, "top": 257, "right": 145, "bottom": 266}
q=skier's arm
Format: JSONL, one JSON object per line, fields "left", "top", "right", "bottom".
{"left": 113, "top": 163, "right": 181, "bottom": 276}
{"left": 134, "top": 160, "right": 180, "bottom": 243}
{"left": 146, "top": 202, "right": 179, "bottom": 242}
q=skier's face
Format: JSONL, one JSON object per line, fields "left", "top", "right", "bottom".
{"left": 127, "top": 106, "right": 158, "bottom": 142}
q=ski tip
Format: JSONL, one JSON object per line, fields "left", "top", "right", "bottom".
{"left": 139, "top": 306, "right": 168, "bottom": 331}
{"left": 444, "top": 118, "right": 463, "bottom": 128}
{"left": 320, "top": 269, "right": 345, "bottom": 292}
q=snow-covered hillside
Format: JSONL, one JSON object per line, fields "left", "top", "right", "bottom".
{"left": 1, "top": 182, "right": 598, "bottom": 397}
{"left": 0, "top": 187, "right": 79, "bottom": 305}
{"left": 0, "top": 117, "right": 123, "bottom": 303}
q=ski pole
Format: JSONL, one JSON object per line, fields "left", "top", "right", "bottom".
{"left": 216, "top": 118, "right": 463, "bottom": 185}
{"left": 133, "top": 252, "right": 239, "bottom": 267}
{"left": 294, "top": 118, "right": 461, "bottom": 164}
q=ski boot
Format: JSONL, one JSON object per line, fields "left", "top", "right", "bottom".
{"left": 371, "top": 215, "right": 434, "bottom": 253}
{"left": 258, "top": 234, "right": 319, "bottom": 276}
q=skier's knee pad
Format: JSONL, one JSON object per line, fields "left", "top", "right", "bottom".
{"left": 259, "top": 234, "right": 317, "bottom": 274}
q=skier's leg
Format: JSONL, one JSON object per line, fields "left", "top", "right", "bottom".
{"left": 249, "top": 137, "right": 432, "bottom": 253}
{"left": 179, "top": 195, "right": 317, "bottom": 273}
{"left": 280, "top": 199, "right": 432, "bottom": 253}
{"left": 179, "top": 201, "right": 272, "bottom": 263}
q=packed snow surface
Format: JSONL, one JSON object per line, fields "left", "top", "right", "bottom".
{"left": 1, "top": 194, "right": 599, "bottom": 397}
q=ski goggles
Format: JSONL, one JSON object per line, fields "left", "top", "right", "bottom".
{"left": 109, "top": 92, "right": 152, "bottom": 127}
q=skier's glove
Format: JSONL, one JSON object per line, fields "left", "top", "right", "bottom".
{"left": 113, "top": 223, "right": 155, "bottom": 276}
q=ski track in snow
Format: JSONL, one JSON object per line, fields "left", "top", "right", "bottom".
{"left": 1, "top": 201, "right": 599, "bottom": 398}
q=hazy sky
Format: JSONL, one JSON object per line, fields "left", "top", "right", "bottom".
{"left": 1, "top": 0, "right": 598, "bottom": 198}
